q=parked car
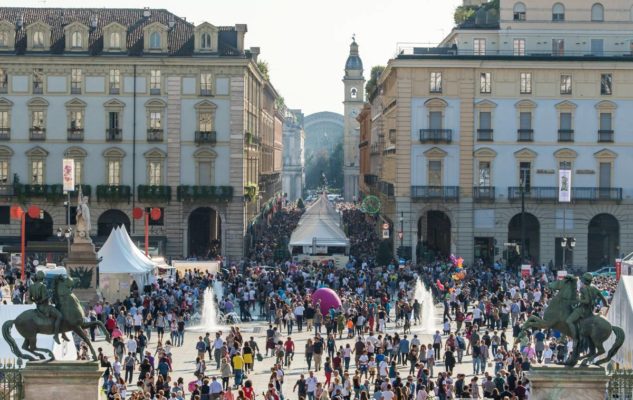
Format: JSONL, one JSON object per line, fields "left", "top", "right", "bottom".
{"left": 591, "top": 266, "right": 616, "bottom": 278}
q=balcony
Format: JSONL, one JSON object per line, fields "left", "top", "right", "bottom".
{"left": 558, "top": 129, "right": 574, "bottom": 142}
{"left": 598, "top": 130, "right": 614, "bottom": 142}
{"left": 377, "top": 180, "right": 394, "bottom": 197}
{"left": 411, "top": 186, "right": 459, "bottom": 201}
{"left": 67, "top": 128, "right": 84, "bottom": 141}
{"left": 200, "top": 88, "right": 213, "bottom": 97}
{"left": 571, "top": 187, "right": 622, "bottom": 202}
{"left": 109, "top": 87, "right": 120, "bottom": 95}
{"left": 0, "top": 128, "right": 9, "bottom": 140}
{"left": 508, "top": 186, "right": 558, "bottom": 201}
{"left": 32, "top": 86, "right": 43, "bottom": 94}
{"left": 363, "top": 174, "right": 378, "bottom": 186}
{"left": 138, "top": 185, "right": 172, "bottom": 203}
{"left": 14, "top": 184, "right": 65, "bottom": 200}
{"left": 195, "top": 131, "right": 217, "bottom": 145}
{"left": 106, "top": 128, "right": 122, "bottom": 142}
{"left": 0, "top": 184, "right": 13, "bottom": 196}
{"left": 147, "top": 129, "right": 164, "bottom": 142}
{"left": 96, "top": 185, "right": 131, "bottom": 203}
{"left": 517, "top": 129, "right": 534, "bottom": 141}
{"left": 370, "top": 143, "right": 381, "bottom": 155}
{"left": 419, "top": 129, "right": 452, "bottom": 143}
{"left": 71, "top": 87, "right": 81, "bottom": 95}
{"left": 477, "top": 129, "right": 494, "bottom": 141}
{"left": 245, "top": 132, "right": 261, "bottom": 146}
{"left": 29, "top": 128, "right": 46, "bottom": 140}
{"left": 176, "top": 185, "right": 233, "bottom": 202}
{"left": 473, "top": 186, "right": 495, "bottom": 202}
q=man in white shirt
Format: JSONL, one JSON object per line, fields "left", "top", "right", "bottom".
{"left": 305, "top": 371, "right": 318, "bottom": 400}
{"left": 294, "top": 304, "right": 305, "bottom": 332}
{"left": 381, "top": 384, "right": 395, "bottom": 400}
{"left": 213, "top": 332, "right": 224, "bottom": 369}
{"left": 379, "top": 359, "right": 389, "bottom": 379}
{"left": 210, "top": 376, "right": 223, "bottom": 400}
{"left": 127, "top": 336, "right": 138, "bottom": 359}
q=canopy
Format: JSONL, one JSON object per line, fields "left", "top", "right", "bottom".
{"left": 606, "top": 276, "right": 633, "bottom": 368}
{"left": 97, "top": 226, "right": 155, "bottom": 275}
{"left": 288, "top": 194, "right": 349, "bottom": 248}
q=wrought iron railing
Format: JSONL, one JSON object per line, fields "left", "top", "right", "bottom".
{"left": 364, "top": 174, "right": 378, "bottom": 186}
{"left": 176, "top": 185, "right": 234, "bottom": 202}
{"left": 473, "top": 186, "right": 495, "bottom": 201}
{"left": 476, "top": 129, "right": 493, "bottom": 141}
{"left": 138, "top": 185, "right": 172, "bottom": 203}
{"left": 377, "top": 180, "right": 394, "bottom": 197}
{"left": 67, "top": 128, "right": 84, "bottom": 141}
{"left": 558, "top": 129, "right": 574, "bottom": 142}
{"left": 411, "top": 186, "right": 459, "bottom": 201}
{"left": 419, "top": 129, "right": 452, "bottom": 143}
{"left": 517, "top": 129, "right": 534, "bottom": 141}
{"left": 598, "top": 129, "right": 614, "bottom": 142}
{"left": 195, "top": 131, "right": 217, "bottom": 145}
{"left": 0, "top": 359, "right": 24, "bottom": 400}
{"left": 29, "top": 128, "right": 46, "bottom": 140}
{"left": 106, "top": 128, "right": 122, "bottom": 141}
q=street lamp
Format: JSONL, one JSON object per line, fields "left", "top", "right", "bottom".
{"left": 561, "top": 237, "right": 576, "bottom": 269}
{"left": 398, "top": 211, "right": 404, "bottom": 258}
{"left": 56, "top": 227, "right": 73, "bottom": 254}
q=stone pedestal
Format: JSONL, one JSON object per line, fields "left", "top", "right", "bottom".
{"left": 65, "top": 240, "right": 100, "bottom": 306}
{"left": 527, "top": 366, "right": 609, "bottom": 400}
{"left": 22, "top": 361, "right": 103, "bottom": 400}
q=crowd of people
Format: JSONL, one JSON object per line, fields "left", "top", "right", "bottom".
{"left": 337, "top": 205, "right": 379, "bottom": 259}
{"left": 0, "top": 199, "right": 623, "bottom": 400}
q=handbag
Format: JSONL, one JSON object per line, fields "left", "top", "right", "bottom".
{"left": 257, "top": 353, "right": 263, "bottom": 362}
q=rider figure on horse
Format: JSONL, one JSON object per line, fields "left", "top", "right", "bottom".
{"left": 29, "top": 271, "right": 63, "bottom": 344}
{"left": 565, "top": 273, "right": 608, "bottom": 344}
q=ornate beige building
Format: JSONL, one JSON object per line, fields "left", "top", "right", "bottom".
{"left": 0, "top": 7, "right": 282, "bottom": 262}
{"left": 364, "top": 0, "right": 633, "bottom": 270}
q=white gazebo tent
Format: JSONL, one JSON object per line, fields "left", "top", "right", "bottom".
{"left": 288, "top": 194, "right": 349, "bottom": 256}
{"left": 98, "top": 226, "right": 155, "bottom": 301}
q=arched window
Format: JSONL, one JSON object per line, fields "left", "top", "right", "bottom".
{"left": 33, "top": 31, "right": 44, "bottom": 47}
{"left": 552, "top": 3, "right": 565, "bottom": 21}
{"left": 0, "top": 31, "right": 8, "bottom": 48}
{"left": 110, "top": 32, "right": 121, "bottom": 49}
{"left": 592, "top": 3, "right": 604, "bottom": 21}
{"left": 513, "top": 2, "right": 526, "bottom": 21}
{"left": 201, "top": 32, "right": 211, "bottom": 49}
{"left": 149, "top": 31, "right": 161, "bottom": 49}
{"left": 71, "top": 31, "right": 82, "bottom": 48}
{"left": 351, "top": 87, "right": 358, "bottom": 99}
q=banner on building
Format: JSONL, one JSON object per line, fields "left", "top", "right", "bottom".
{"left": 62, "top": 159, "right": 75, "bottom": 192}
{"left": 558, "top": 169, "right": 571, "bottom": 202}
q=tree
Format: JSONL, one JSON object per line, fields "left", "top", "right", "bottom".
{"left": 365, "top": 65, "right": 386, "bottom": 100}
{"left": 376, "top": 240, "right": 394, "bottom": 267}
{"left": 297, "top": 198, "right": 305, "bottom": 209}
{"left": 454, "top": 5, "right": 477, "bottom": 24}
{"left": 257, "top": 60, "right": 270, "bottom": 80}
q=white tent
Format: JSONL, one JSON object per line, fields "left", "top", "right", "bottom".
{"left": 605, "top": 276, "right": 633, "bottom": 368}
{"left": 97, "top": 226, "right": 155, "bottom": 301}
{"left": 289, "top": 194, "right": 349, "bottom": 253}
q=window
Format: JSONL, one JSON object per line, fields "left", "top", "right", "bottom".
{"left": 32, "top": 111, "right": 45, "bottom": 131}
{"left": 31, "top": 159, "right": 43, "bottom": 184}
{"left": 0, "top": 69, "right": 6, "bottom": 93}
{"left": 552, "top": 39, "right": 564, "bottom": 56}
{"left": 194, "top": 148, "right": 217, "bottom": 185}
{"left": 109, "top": 112, "right": 120, "bottom": 130}
{"left": 33, "top": 68, "right": 44, "bottom": 94}
{"left": 148, "top": 161, "right": 162, "bottom": 186}
{"left": 64, "top": 148, "right": 86, "bottom": 185}
{"left": 552, "top": 3, "right": 565, "bottom": 21}
{"left": 199, "top": 112, "right": 213, "bottom": 132}
{"left": 592, "top": 3, "right": 604, "bottom": 22}
{"left": 560, "top": 112, "right": 572, "bottom": 130}
{"left": 519, "top": 112, "right": 532, "bottom": 130}
{"left": 591, "top": 39, "right": 604, "bottom": 56}
{"left": 149, "top": 31, "right": 161, "bottom": 49}
{"left": 74, "top": 159, "right": 82, "bottom": 184}
{"left": 351, "top": 87, "right": 358, "bottom": 99}
{"left": 107, "top": 111, "right": 121, "bottom": 141}
{"left": 71, "top": 68, "right": 82, "bottom": 94}
{"left": 429, "top": 111, "right": 442, "bottom": 129}
{"left": 513, "top": 39, "right": 525, "bottom": 56}
{"left": 110, "top": 32, "right": 121, "bottom": 49}
{"left": 33, "top": 31, "right": 44, "bottom": 48}
{"left": 474, "top": 39, "right": 486, "bottom": 56}
{"left": 513, "top": 2, "right": 526, "bottom": 21}
{"left": 600, "top": 112, "right": 612, "bottom": 131}
{"left": 0, "top": 111, "right": 8, "bottom": 131}
{"left": 428, "top": 160, "right": 442, "bottom": 186}
{"left": 560, "top": 74, "right": 572, "bottom": 95}
{"left": 200, "top": 73, "right": 213, "bottom": 96}
{"left": 430, "top": 72, "right": 442, "bottom": 93}
{"left": 478, "top": 111, "right": 492, "bottom": 140}
{"left": 0, "top": 160, "right": 8, "bottom": 184}
{"left": 480, "top": 72, "right": 491, "bottom": 94}
{"left": 201, "top": 32, "right": 212, "bottom": 49}
{"left": 107, "top": 160, "right": 121, "bottom": 185}
{"left": 519, "top": 162, "right": 531, "bottom": 190}
{"left": 599, "top": 162, "right": 611, "bottom": 188}
{"left": 70, "top": 110, "right": 83, "bottom": 130}
{"left": 520, "top": 72, "right": 532, "bottom": 94}
{"left": 601, "top": 73, "right": 612, "bottom": 95}
{"left": 150, "top": 70, "right": 161, "bottom": 95}
{"left": 109, "top": 69, "right": 120, "bottom": 94}
{"left": 559, "top": 112, "right": 573, "bottom": 141}
{"left": 478, "top": 161, "right": 491, "bottom": 187}
{"left": 71, "top": 31, "right": 82, "bottom": 48}
{"left": 149, "top": 112, "right": 162, "bottom": 130}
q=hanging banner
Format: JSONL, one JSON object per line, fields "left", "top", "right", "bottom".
{"left": 558, "top": 169, "right": 571, "bottom": 202}
{"left": 616, "top": 258, "right": 622, "bottom": 281}
{"left": 62, "top": 159, "right": 75, "bottom": 192}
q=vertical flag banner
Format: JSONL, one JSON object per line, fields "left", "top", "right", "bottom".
{"left": 558, "top": 169, "right": 571, "bottom": 202}
{"left": 62, "top": 159, "right": 75, "bottom": 192}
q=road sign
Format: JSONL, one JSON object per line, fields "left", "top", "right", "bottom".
{"left": 382, "top": 229, "right": 389, "bottom": 239}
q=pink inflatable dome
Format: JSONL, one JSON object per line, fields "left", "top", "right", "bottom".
{"left": 312, "top": 287, "right": 342, "bottom": 315}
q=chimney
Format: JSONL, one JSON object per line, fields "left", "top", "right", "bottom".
{"left": 168, "top": 14, "right": 176, "bottom": 29}
{"left": 235, "top": 24, "right": 248, "bottom": 53}
{"left": 250, "top": 47, "right": 260, "bottom": 62}
{"left": 143, "top": 7, "right": 151, "bottom": 18}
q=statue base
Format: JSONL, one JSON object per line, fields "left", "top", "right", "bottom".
{"left": 65, "top": 240, "right": 100, "bottom": 306}
{"left": 22, "top": 361, "right": 103, "bottom": 400}
{"left": 527, "top": 365, "right": 609, "bottom": 400}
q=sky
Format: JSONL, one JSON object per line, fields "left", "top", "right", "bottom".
{"left": 17, "top": 0, "right": 463, "bottom": 116}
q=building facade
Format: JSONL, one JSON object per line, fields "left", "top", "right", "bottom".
{"left": 365, "top": 0, "right": 633, "bottom": 270}
{"left": 0, "top": 7, "right": 281, "bottom": 262}
{"left": 282, "top": 109, "right": 305, "bottom": 201}
{"left": 342, "top": 39, "right": 365, "bottom": 201}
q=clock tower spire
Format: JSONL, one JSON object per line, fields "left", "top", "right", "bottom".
{"left": 342, "top": 36, "right": 365, "bottom": 201}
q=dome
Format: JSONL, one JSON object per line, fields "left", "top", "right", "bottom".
{"left": 345, "top": 40, "right": 363, "bottom": 71}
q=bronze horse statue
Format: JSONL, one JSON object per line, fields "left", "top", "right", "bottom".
{"left": 2, "top": 275, "right": 111, "bottom": 361}
{"left": 518, "top": 275, "right": 624, "bottom": 366}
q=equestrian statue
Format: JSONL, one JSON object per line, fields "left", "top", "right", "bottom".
{"left": 518, "top": 273, "right": 625, "bottom": 366}
{"left": 2, "top": 271, "right": 111, "bottom": 361}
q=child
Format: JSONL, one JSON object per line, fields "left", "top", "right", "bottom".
{"left": 347, "top": 319, "right": 354, "bottom": 339}
{"left": 443, "top": 318, "right": 451, "bottom": 336}
{"left": 368, "top": 357, "right": 377, "bottom": 383}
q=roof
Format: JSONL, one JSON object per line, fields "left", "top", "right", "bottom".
{"left": 97, "top": 225, "right": 155, "bottom": 274}
{"left": 0, "top": 7, "right": 241, "bottom": 56}
{"left": 345, "top": 40, "right": 363, "bottom": 71}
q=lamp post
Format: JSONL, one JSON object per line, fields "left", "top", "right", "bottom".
{"left": 520, "top": 178, "right": 526, "bottom": 266}
{"left": 398, "top": 212, "right": 404, "bottom": 256}
{"left": 56, "top": 226, "right": 72, "bottom": 254}
{"left": 10, "top": 204, "right": 42, "bottom": 281}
